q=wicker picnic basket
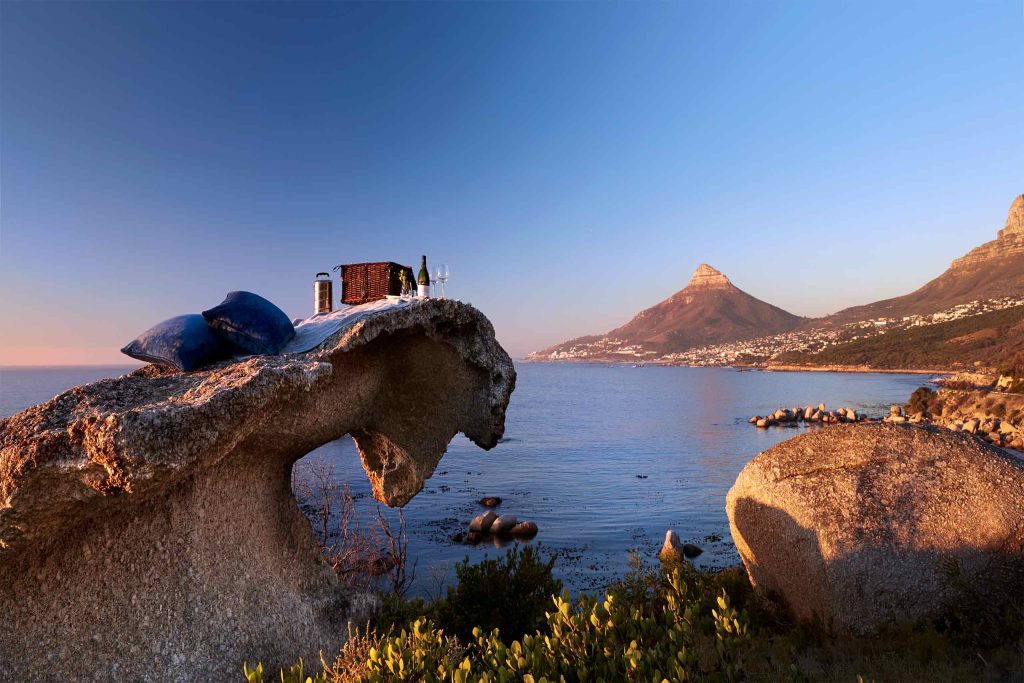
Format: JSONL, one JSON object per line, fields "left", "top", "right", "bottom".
{"left": 335, "top": 262, "right": 414, "bottom": 305}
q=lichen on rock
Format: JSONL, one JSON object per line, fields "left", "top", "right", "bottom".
{"left": 0, "top": 299, "right": 515, "bottom": 681}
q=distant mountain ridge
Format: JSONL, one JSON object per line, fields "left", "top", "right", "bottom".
{"left": 823, "top": 194, "right": 1024, "bottom": 324}
{"left": 529, "top": 194, "right": 1024, "bottom": 364}
{"left": 528, "top": 264, "right": 804, "bottom": 360}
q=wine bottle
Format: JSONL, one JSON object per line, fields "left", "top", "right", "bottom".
{"left": 417, "top": 255, "right": 430, "bottom": 298}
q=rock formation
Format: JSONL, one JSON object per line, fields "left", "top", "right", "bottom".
{"left": 685, "top": 263, "right": 732, "bottom": 290}
{"left": 997, "top": 193, "right": 1024, "bottom": 240}
{"left": 950, "top": 193, "right": 1024, "bottom": 270}
{"left": 727, "top": 423, "right": 1024, "bottom": 634}
{"left": 0, "top": 299, "right": 515, "bottom": 681}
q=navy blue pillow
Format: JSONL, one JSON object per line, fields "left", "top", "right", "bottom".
{"left": 201, "top": 291, "right": 295, "bottom": 355}
{"left": 120, "top": 314, "right": 228, "bottom": 371}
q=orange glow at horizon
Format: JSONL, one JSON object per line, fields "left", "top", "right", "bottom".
{"left": 0, "top": 347, "right": 143, "bottom": 367}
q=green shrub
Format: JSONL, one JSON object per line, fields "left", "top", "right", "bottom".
{"left": 430, "top": 544, "right": 562, "bottom": 643}
{"left": 243, "top": 660, "right": 325, "bottom": 683}
{"left": 247, "top": 550, "right": 1024, "bottom": 682}
{"left": 355, "top": 566, "right": 750, "bottom": 682}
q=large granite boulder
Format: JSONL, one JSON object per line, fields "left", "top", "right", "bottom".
{"left": 0, "top": 299, "right": 515, "bottom": 681}
{"left": 726, "top": 423, "right": 1024, "bottom": 634}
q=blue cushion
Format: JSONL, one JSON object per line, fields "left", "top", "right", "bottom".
{"left": 120, "top": 314, "right": 229, "bottom": 371}
{"left": 201, "top": 291, "right": 295, "bottom": 355}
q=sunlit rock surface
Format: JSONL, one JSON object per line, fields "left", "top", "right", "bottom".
{"left": 0, "top": 299, "right": 515, "bottom": 681}
{"left": 727, "top": 423, "right": 1024, "bottom": 634}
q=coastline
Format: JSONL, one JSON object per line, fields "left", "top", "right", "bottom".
{"left": 759, "top": 364, "right": 954, "bottom": 376}
{"left": 521, "top": 358, "right": 953, "bottom": 376}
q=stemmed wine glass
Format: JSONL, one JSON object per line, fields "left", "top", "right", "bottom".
{"left": 435, "top": 264, "right": 449, "bottom": 299}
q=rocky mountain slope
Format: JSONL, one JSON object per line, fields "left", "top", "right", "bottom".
{"left": 825, "top": 194, "right": 1024, "bottom": 324}
{"left": 528, "top": 264, "right": 803, "bottom": 360}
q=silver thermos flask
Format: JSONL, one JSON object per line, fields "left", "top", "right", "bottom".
{"left": 314, "top": 272, "right": 333, "bottom": 315}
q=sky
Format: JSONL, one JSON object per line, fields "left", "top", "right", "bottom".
{"left": 1, "top": 1, "right": 1022, "bottom": 364}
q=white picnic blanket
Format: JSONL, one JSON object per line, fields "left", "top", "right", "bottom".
{"left": 281, "top": 298, "right": 413, "bottom": 354}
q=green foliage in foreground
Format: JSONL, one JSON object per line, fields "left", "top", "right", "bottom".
{"left": 244, "top": 659, "right": 323, "bottom": 683}
{"left": 244, "top": 549, "right": 1024, "bottom": 683}
{"left": 248, "top": 564, "right": 752, "bottom": 683}
{"left": 363, "top": 576, "right": 748, "bottom": 682}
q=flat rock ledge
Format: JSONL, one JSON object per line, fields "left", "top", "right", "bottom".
{"left": 0, "top": 299, "right": 515, "bottom": 682}
{"left": 727, "top": 423, "right": 1024, "bottom": 634}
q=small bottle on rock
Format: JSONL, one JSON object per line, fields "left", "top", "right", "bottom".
{"left": 417, "top": 255, "right": 431, "bottom": 298}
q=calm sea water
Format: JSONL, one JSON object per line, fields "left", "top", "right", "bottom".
{"left": 0, "top": 363, "right": 931, "bottom": 595}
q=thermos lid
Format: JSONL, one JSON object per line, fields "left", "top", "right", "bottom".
{"left": 315, "top": 272, "right": 330, "bottom": 278}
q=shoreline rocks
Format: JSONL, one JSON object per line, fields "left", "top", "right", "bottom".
{"left": 889, "top": 385, "right": 1024, "bottom": 451}
{"left": 749, "top": 403, "right": 866, "bottom": 429}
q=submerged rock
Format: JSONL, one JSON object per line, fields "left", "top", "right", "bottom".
{"left": 727, "top": 423, "right": 1024, "bottom": 634}
{"left": 0, "top": 299, "right": 515, "bottom": 681}
{"left": 682, "top": 543, "right": 703, "bottom": 559}
{"left": 479, "top": 496, "right": 502, "bottom": 507}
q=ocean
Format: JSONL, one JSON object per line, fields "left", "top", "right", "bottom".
{"left": 0, "top": 363, "right": 931, "bottom": 595}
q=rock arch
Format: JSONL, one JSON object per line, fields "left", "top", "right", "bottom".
{"left": 0, "top": 300, "right": 515, "bottom": 681}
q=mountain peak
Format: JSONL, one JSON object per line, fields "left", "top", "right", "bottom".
{"left": 687, "top": 263, "right": 732, "bottom": 289}
{"left": 1001, "top": 194, "right": 1024, "bottom": 239}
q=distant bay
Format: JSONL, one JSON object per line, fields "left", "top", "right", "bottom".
{"left": 0, "top": 363, "right": 930, "bottom": 595}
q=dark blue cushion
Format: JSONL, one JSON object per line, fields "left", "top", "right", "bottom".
{"left": 120, "top": 314, "right": 229, "bottom": 371}
{"left": 201, "top": 291, "right": 295, "bottom": 355}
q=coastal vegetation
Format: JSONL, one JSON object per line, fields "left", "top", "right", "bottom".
{"left": 776, "top": 304, "right": 1024, "bottom": 371}
{"left": 245, "top": 549, "right": 1023, "bottom": 682}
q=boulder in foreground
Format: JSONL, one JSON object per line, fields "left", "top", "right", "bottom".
{"left": 726, "top": 423, "right": 1024, "bottom": 634}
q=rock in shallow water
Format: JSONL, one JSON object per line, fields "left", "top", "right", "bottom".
{"left": 659, "top": 529, "right": 684, "bottom": 563}
{"left": 682, "top": 543, "right": 703, "bottom": 559}
{"left": 470, "top": 510, "right": 498, "bottom": 533}
{"left": 727, "top": 423, "right": 1024, "bottom": 634}
{"left": 0, "top": 299, "right": 515, "bottom": 681}
{"left": 510, "top": 521, "right": 538, "bottom": 538}
{"left": 490, "top": 514, "right": 518, "bottom": 535}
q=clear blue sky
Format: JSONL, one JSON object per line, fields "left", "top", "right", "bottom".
{"left": 2, "top": 1, "right": 1022, "bottom": 363}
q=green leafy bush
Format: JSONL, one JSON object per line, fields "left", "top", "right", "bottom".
{"left": 244, "top": 660, "right": 325, "bottom": 683}
{"left": 246, "top": 548, "right": 1024, "bottom": 682}
{"left": 430, "top": 544, "right": 562, "bottom": 643}
{"left": 354, "top": 566, "right": 750, "bottom": 682}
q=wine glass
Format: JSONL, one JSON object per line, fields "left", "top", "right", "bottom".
{"left": 436, "top": 263, "right": 449, "bottom": 299}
